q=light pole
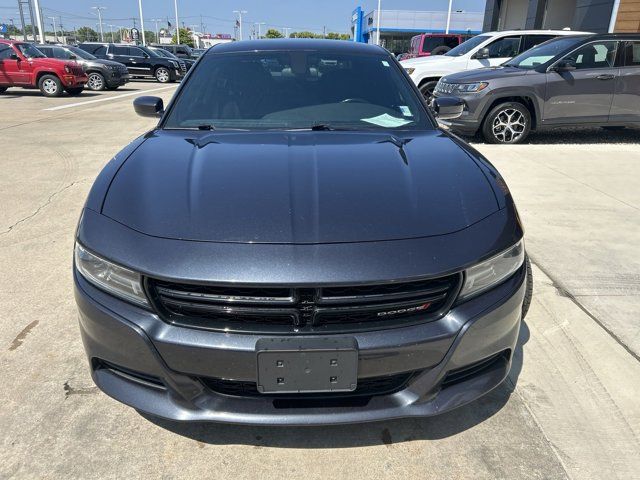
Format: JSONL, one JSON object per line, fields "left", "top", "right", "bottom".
{"left": 32, "top": 0, "right": 45, "bottom": 43}
{"left": 92, "top": 6, "right": 106, "bottom": 42}
{"left": 137, "top": 0, "right": 146, "bottom": 45}
{"left": 233, "top": 10, "right": 247, "bottom": 41}
{"left": 174, "top": 0, "right": 180, "bottom": 44}
{"left": 254, "top": 22, "right": 265, "bottom": 39}
{"left": 108, "top": 24, "right": 115, "bottom": 42}
{"left": 445, "top": 0, "right": 453, "bottom": 34}
{"left": 48, "top": 16, "right": 58, "bottom": 42}
{"left": 281, "top": 27, "right": 290, "bottom": 38}
{"left": 151, "top": 18, "right": 162, "bottom": 43}
{"left": 376, "top": 0, "right": 382, "bottom": 45}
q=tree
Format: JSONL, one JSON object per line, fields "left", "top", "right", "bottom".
{"left": 171, "top": 27, "right": 194, "bottom": 47}
{"left": 144, "top": 30, "right": 157, "bottom": 44}
{"left": 290, "top": 31, "right": 319, "bottom": 39}
{"left": 76, "top": 26, "right": 98, "bottom": 42}
{"left": 265, "top": 28, "right": 283, "bottom": 39}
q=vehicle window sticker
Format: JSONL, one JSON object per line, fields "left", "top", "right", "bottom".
{"left": 399, "top": 106, "right": 412, "bottom": 117}
{"left": 362, "top": 114, "right": 412, "bottom": 128}
{"left": 381, "top": 60, "right": 390, "bottom": 67}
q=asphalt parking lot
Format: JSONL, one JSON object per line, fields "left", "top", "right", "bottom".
{"left": 1, "top": 81, "right": 639, "bottom": 479}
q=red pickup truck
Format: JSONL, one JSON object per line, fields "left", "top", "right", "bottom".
{"left": 405, "top": 33, "right": 475, "bottom": 58}
{"left": 0, "top": 39, "right": 87, "bottom": 97}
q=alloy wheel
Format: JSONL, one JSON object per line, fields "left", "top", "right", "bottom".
{"left": 492, "top": 108, "right": 527, "bottom": 143}
{"left": 156, "top": 68, "right": 170, "bottom": 83}
{"left": 42, "top": 79, "right": 58, "bottom": 95}
{"left": 88, "top": 73, "right": 104, "bottom": 90}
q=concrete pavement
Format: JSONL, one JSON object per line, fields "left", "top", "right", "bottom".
{"left": 1, "top": 85, "right": 638, "bottom": 479}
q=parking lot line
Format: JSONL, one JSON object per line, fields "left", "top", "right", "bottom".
{"left": 43, "top": 85, "right": 176, "bottom": 112}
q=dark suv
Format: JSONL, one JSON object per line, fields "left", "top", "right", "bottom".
{"left": 36, "top": 44, "right": 129, "bottom": 91}
{"left": 78, "top": 43, "right": 184, "bottom": 83}
{"left": 433, "top": 33, "right": 640, "bottom": 143}
{"left": 74, "top": 39, "right": 530, "bottom": 425}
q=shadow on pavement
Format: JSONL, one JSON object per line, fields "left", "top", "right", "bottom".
{"left": 464, "top": 126, "right": 640, "bottom": 146}
{"left": 141, "top": 320, "right": 530, "bottom": 448}
{"left": 0, "top": 90, "right": 102, "bottom": 99}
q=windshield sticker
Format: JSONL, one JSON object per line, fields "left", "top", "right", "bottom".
{"left": 362, "top": 114, "right": 412, "bottom": 128}
{"left": 381, "top": 60, "right": 390, "bottom": 67}
{"left": 399, "top": 106, "right": 412, "bottom": 117}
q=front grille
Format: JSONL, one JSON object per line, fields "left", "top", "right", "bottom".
{"left": 178, "top": 60, "right": 186, "bottom": 72}
{"left": 435, "top": 81, "right": 456, "bottom": 95}
{"left": 201, "top": 371, "right": 417, "bottom": 398}
{"left": 69, "top": 64, "right": 85, "bottom": 76}
{"left": 146, "top": 274, "right": 462, "bottom": 333}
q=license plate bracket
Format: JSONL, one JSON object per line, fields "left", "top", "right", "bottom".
{"left": 256, "top": 337, "right": 358, "bottom": 394}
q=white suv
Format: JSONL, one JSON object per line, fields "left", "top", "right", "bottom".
{"left": 401, "top": 30, "right": 590, "bottom": 100}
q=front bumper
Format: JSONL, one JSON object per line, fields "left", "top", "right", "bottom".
{"left": 433, "top": 91, "right": 493, "bottom": 135}
{"left": 107, "top": 72, "right": 130, "bottom": 87}
{"left": 75, "top": 261, "right": 525, "bottom": 425}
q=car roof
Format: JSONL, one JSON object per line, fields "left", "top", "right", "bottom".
{"left": 482, "top": 29, "right": 593, "bottom": 36}
{"left": 205, "top": 38, "right": 387, "bottom": 56}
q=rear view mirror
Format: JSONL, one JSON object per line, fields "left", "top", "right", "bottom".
{"left": 553, "top": 59, "right": 576, "bottom": 72}
{"left": 433, "top": 97, "right": 464, "bottom": 120}
{"left": 474, "top": 47, "right": 490, "bottom": 60}
{"left": 133, "top": 96, "right": 164, "bottom": 118}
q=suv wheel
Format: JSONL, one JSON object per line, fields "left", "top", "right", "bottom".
{"left": 155, "top": 67, "right": 171, "bottom": 83}
{"left": 482, "top": 102, "right": 531, "bottom": 144}
{"left": 87, "top": 72, "right": 106, "bottom": 91}
{"left": 0, "top": 87, "right": 7, "bottom": 94}
{"left": 419, "top": 80, "right": 438, "bottom": 102}
{"left": 38, "top": 74, "right": 63, "bottom": 97}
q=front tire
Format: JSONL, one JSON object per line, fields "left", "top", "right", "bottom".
{"left": 0, "top": 87, "right": 7, "bottom": 94}
{"left": 482, "top": 102, "right": 531, "bottom": 144}
{"left": 87, "top": 72, "right": 106, "bottom": 91}
{"left": 419, "top": 80, "right": 438, "bottom": 103}
{"left": 38, "top": 74, "right": 63, "bottom": 97}
{"left": 155, "top": 67, "right": 171, "bottom": 83}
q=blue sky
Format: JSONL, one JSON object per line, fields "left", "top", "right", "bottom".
{"left": 0, "top": 0, "right": 486, "bottom": 34}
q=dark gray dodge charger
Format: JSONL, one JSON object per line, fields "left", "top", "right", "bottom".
{"left": 73, "top": 39, "right": 531, "bottom": 425}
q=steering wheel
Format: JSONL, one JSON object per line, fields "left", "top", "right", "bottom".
{"left": 340, "top": 98, "right": 370, "bottom": 104}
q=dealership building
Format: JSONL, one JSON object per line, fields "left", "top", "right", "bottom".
{"left": 483, "top": 0, "right": 640, "bottom": 32}
{"left": 351, "top": 6, "right": 483, "bottom": 54}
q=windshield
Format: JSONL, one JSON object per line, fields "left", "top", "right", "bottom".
{"left": 140, "top": 46, "right": 161, "bottom": 58}
{"left": 505, "top": 36, "right": 585, "bottom": 69}
{"left": 164, "top": 50, "right": 431, "bottom": 131}
{"left": 154, "top": 48, "right": 177, "bottom": 59}
{"left": 445, "top": 35, "right": 490, "bottom": 57}
{"left": 16, "top": 43, "right": 45, "bottom": 58}
{"left": 67, "top": 46, "right": 96, "bottom": 60}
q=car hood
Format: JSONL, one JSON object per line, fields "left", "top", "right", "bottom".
{"left": 101, "top": 130, "right": 499, "bottom": 244}
{"left": 30, "top": 57, "right": 77, "bottom": 69}
{"left": 401, "top": 55, "right": 453, "bottom": 67}
{"left": 82, "top": 58, "right": 125, "bottom": 68}
{"left": 443, "top": 66, "right": 531, "bottom": 83}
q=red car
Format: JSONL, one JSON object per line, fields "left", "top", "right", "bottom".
{"left": 405, "top": 33, "right": 475, "bottom": 58}
{"left": 0, "top": 40, "right": 87, "bottom": 97}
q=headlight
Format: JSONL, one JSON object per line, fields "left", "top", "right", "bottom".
{"left": 404, "top": 67, "right": 415, "bottom": 75}
{"left": 74, "top": 243, "right": 149, "bottom": 307}
{"left": 454, "top": 82, "right": 489, "bottom": 94}
{"left": 459, "top": 240, "right": 525, "bottom": 300}
{"left": 169, "top": 60, "right": 178, "bottom": 68}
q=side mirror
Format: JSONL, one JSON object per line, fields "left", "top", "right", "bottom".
{"left": 432, "top": 97, "right": 465, "bottom": 120}
{"left": 474, "top": 47, "right": 490, "bottom": 60}
{"left": 9, "top": 53, "right": 19, "bottom": 60}
{"left": 552, "top": 59, "right": 576, "bottom": 72}
{"left": 69, "top": 53, "right": 77, "bottom": 60}
{"left": 133, "top": 96, "right": 164, "bottom": 117}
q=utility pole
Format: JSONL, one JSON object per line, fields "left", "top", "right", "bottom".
{"left": 233, "top": 10, "right": 247, "bottom": 41}
{"left": 151, "top": 19, "right": 162, "bottom": 43}
{"left": 281, "top": 27, "right": 290, "bottom": 38}
{"left": 376, "top": 0, "right": 382, "bottom": 45}
{"left": 445, "top": 0, "right": 453, "bottom": 34}
{"left": 323, "top": 25, "right": 326, "bottom": 38}
{"left": 17, "top": 3, "right": 27, "bottom": 41}
{"left": 254, "top": 22, "right": 265, "bottom": 39}
{"left": 92, "top": 6, "right": 106, "bottom": 42}
{"left": 174, "top": 0, "right": 180, "bottom": 44}
{"left": 32, "top": 0, "right": 45, "bottom": 43}
{"left": 137, "top": 0, "right": 146, "bottom": 45}
{"left": 108, "top": 24, "right": 115, "bottom": 42}
{"left": 48, "top": 16, "right": 57, "bottom": 42}
{"left": 200, "top": 14, "right": 204, "bottom": 35}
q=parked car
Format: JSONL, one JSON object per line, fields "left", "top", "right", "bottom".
{"left": 0, "top": 39, "right": 87, "bottom": 96}
{"left": 405, "top": 33, "right": 475, "bottom": 59}
{"left": 36, "top": 44, "right": 129, "bottom": 91}
{"left": 401, "top": 29, "right": 589, "bottom": 101}
{"left": 74, "top": 39, "right": 530, "bottom": 425}
{"left": 78, "top": 43, "right": 184, "bottom": 83}
{"left": 147, "top": 46, "right": 193, "bottom": 71}
{"left": 150, "top": 43, "right": 198, "bottom": 60}
{"left": 433, "top": 33, "right": 640, "bottom": 143}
